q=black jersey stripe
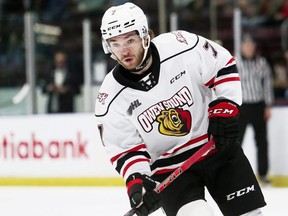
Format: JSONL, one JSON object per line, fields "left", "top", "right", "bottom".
{"left": 150, "top": 146, "right": 201, "bottom": 171}
{"left": 115, "top": 151, "right": 151, "bottom": 173}
{"left": 216, "top": 64, "right": 238, "bottom": 78}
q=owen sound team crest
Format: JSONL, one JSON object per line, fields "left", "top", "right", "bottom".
{"left": 137, "top": 87, "right": 193, "bottom": 136}
{"left": 156, "top": 108, "right": 191, "bottom": 136}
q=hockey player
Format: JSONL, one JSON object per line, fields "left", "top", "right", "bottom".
{"left": 95, "top": 2, "right": 266, "bottom": 216}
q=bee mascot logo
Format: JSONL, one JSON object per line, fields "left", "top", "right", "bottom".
{"left": 156, "top": 108, "right": 191, "bottom": 136}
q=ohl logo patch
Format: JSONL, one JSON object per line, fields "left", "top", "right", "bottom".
{"left": 157, "top": 108, "right": 191, "bottom": 136}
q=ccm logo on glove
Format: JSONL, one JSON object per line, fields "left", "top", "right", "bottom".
{"left": 208, "top": 101, "right": 239, "bottom": 118}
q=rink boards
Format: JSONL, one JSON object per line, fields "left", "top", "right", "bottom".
{"left": 0, "top": 108, "right": 288, "bottom": 186}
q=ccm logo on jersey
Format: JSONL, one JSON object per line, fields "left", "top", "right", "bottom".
{"left": 226, "top": 185, "right": 255, "bottom": 201}
{"left": 170, "top": 70, "right": 186, "bottom": 84}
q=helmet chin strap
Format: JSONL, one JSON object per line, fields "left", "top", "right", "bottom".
{"left": 130, "top": 48, "right": 151, "bottom": 73}
{"left": 110, "top": 35, "right": 151, "bottom": 73}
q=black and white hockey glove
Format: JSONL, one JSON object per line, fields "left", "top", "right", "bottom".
{"left": 208, "top": 98, "right": 240, "bottom": 149}
{"left": 126, "top": 173, "right": 161, "bottom": 216}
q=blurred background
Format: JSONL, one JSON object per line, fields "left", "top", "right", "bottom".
{"left": 1, "top": 0, "right": 288, "bottom": 187}
{"left": 1, "top": 0, "right": 288, "bottom": 115}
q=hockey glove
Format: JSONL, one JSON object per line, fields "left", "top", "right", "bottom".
{"left": 126, "top": 173, "right": 161, "bottom": 216}
{"left": 208, "top": 98, "right": 240, "bottom": 149}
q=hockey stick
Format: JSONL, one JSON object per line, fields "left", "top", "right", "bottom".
{"left": 12, "top": 83, "right": 30, "bottom": 104}
{"left": 123, "top": 139, "right": 216, "bottom": 216}
{"left": 0, "top": 83, "right": 30, "bottom": 108}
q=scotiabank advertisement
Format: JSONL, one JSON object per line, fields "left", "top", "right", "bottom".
{"left": 1, "top": 108, "right": 288, "bottom": 180}
{"left": 0, "top": 113, "right": 117, "bottom": 177}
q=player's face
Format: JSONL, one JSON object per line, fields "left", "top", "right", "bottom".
{"left": 108, "top": 32, "right": 144, "bottom": 70}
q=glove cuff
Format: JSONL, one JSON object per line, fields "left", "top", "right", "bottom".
{"left": 126, "top": 173, "right": 143, "bottom": 196}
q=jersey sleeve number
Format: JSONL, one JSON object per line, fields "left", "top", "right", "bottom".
{"left": 203, "top": 41, "right": 218, "bottom": 58}
{"left": 97, "top": 124, "right": 105, "bottom": 147}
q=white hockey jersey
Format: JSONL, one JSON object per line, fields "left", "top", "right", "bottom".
{"left": 95, "top": 31, "right": 242, "bottom": 181}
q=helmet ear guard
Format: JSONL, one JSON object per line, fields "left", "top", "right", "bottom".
{"left": 101, "top": 38, "right": 110, "bottom": 54}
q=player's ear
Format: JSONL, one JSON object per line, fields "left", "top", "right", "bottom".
{"left": 148, "top": 29, "right": 155, "bottom": 39}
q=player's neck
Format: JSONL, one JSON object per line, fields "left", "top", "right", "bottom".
{"left": 132, "top": 55, "right": 153, "bottom": 75}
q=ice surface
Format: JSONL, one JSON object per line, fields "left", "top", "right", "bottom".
{"left": 0, "top": 186, "right": 286, "bottom": 216}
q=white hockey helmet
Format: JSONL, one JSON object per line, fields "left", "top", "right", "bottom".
{"left": 100, "top": 2, "right": 149, "bottom": 54}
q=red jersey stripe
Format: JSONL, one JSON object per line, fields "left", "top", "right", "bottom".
{"left": 110, "top": 144, "right": 147, "bottom": 164}
{"left": 214, "top": 77, "right": 240, "bottom": 86}
{"left": 122, "top": 158, "right": 150, "bottom": 178}
{"left": 162, "top": 134, "right": 208, "bottom": 156}
{"left": 226, "top": 57, "right": 235, "bottom": 66}
{"left": 154, "top": 148, "right": 217, "bottom": 175}
{"left": 205, "top": 77, "right": 215, "bottom": 87}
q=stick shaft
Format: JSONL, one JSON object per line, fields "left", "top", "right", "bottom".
{"left": 155, "top": 139, "right": 215, "bottom": 193}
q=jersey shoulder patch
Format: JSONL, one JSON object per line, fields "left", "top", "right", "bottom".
{"left": 152, "top": 30, "right": 199, "bottom": 60}
{"left": 95, "top": 71, "right": 126, "bottom": 117}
